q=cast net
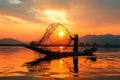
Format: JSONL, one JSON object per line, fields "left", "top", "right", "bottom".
{"left": 31, "top": 23, "right": 73, "bottom": 51}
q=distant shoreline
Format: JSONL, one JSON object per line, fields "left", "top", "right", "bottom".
{"left": 0, "top": 44, "right": 120, "bottom": 48}
{"left": 0, "top": 44, "right": 23, "bottom": 46}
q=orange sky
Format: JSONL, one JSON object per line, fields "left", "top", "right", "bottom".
{"left": 0, "top": 0, "right": 120, "bottom": 42}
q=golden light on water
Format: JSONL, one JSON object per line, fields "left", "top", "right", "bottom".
{"left": 60, "top": 46, "right": 64, "bottom": 52}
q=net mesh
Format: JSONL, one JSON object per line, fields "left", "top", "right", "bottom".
{"left": 38, "top": 23, "right": 72, "bottom": 46}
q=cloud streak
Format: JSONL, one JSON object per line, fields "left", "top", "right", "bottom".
{"left": 0, "top": 0, "right": 40, "bottom": 23}
{"left": 0, "top": 0, "right": 120, "bottom": 27}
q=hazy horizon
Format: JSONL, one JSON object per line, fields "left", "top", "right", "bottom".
{"left": 0, "top": 33, "right": 120, "bottom": 41}
{"left": 0, "top": 34, "right": 120, "bottom": 45}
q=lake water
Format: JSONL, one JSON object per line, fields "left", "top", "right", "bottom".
{"left": 0, "top": 46, "right": 120, "bottom": 80}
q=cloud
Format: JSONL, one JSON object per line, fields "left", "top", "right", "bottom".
{"left": 62, "top": 0, "right": 120, "bottom": 28}
{"left": 0, "top": 0, "right": 41, "bottom": 23}
{"left": 8, "top": 0, "right": 22, "bottom": 4}
{"left": 36, "top": 0, "right": 120, "bottom": 28}
{"left": 0, "top": 0, "right": 120, "bottom": 27}
{"left": 0, "top": 0, "right": 72, "bottom": 24}
{"left": 43, "top": 10, "right": 72, "bottom": 24}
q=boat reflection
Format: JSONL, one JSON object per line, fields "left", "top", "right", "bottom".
{"left": 24, "top": 53, "right": 97, "bottom": 76}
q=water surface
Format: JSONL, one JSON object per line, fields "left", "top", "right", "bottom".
{"left": 0, "top": 46, "right": 120, "bottom": 80}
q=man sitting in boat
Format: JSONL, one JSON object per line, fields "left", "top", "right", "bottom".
{"left": 82, "top": 47, "right": 97, "bottom": 54}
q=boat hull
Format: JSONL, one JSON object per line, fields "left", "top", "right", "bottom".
{"left": 23, "top": 44, "right": 95, "bottom": 58}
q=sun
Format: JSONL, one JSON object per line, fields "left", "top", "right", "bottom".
{"left": 59, "top": 31, "right": 65, "bottom": 37}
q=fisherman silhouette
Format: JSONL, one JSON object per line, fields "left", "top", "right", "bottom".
{"left": 70, "top": 34, "right": 79, "bottom": 73}
{"left": 70, "top": 34, "right": 79, "bottom": 52}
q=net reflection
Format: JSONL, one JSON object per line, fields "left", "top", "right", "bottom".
{"left": 23, "top": 54, "right": 97, "bottom": 78}
{"left": 28, "top": 61, "right": 50, "bottom": 73}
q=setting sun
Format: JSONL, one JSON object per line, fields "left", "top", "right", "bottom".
{"left": 59, "top": 31, "right": 65, "bottom": 37}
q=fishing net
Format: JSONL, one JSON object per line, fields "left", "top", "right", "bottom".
{"left": 39, "top": 23, "right": 72, "bottom": 46}
{"left": 31, "top": 23, "right": 73, "bottom": 51}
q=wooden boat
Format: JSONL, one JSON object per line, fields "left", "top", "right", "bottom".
{"left": 23, "top": 44, "right": 97, "bottom": 66}
{"left": 23, "top": 44, "right": 97, "bottom": 59}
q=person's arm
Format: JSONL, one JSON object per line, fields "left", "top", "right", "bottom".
{"left": 70, "top": 35, "right": 74, "bottom": 40}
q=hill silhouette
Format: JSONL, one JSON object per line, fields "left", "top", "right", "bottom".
{"left": 0, "top": 34, "right": 120, "bottom": 46}
{"left": 0, "top": 38, "right": 22, "bottom": 45}
{"left": 79, "top": 34, "right": 120, "bottom": 45}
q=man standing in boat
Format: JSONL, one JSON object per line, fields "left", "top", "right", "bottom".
{"left": 70, "top": 34, "right": 79, "bottom": 52}
{"left": 70, "top": 34, "right": 79, "bottom": 73}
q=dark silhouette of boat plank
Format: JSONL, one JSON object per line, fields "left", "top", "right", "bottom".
{"left": 23, "top": 44, "right": 96, "bottom": 58}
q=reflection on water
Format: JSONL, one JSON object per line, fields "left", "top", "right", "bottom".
{"left": 24, "top": 55, "right": 97, "bottom": 78}
{"left": 97, "top": 47, "right": 120, "bottom": 52}
{"left": 0, "top": 46, "right": 120, "bottom": 79}
{"left": 0, "top": 46, "right": 23, "bottom": 53}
